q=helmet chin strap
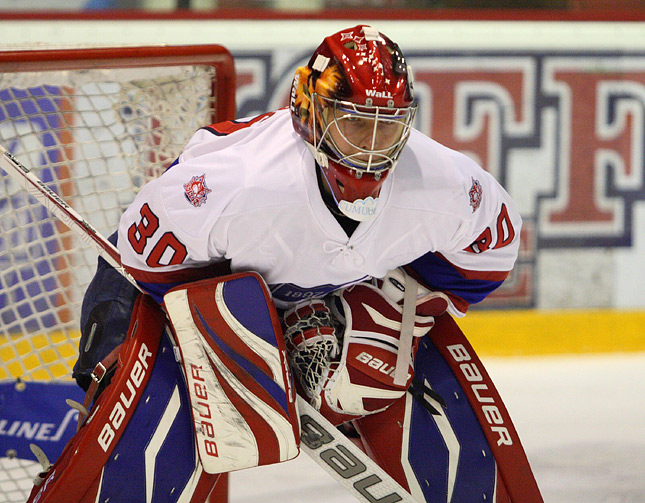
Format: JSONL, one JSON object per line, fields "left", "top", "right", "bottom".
{"left": 309, "top": 144, "right": 380, "bottom": 222}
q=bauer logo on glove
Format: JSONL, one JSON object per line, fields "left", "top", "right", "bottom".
{"left": 283, "top": 268, "right": 449, "bottom": 426}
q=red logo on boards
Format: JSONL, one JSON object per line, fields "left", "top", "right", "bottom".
{"left": 183, "top": 174, "right": 212, "bottom": 207}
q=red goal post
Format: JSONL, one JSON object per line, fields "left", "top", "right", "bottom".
{"left": 0, "top": 44, "right": 235, "bottom": 122}
{"left": 0, "top": 44, "right": 235, "bottom": 502}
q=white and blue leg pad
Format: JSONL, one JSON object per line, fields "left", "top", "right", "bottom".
{"left": 163, "top": 272, "right": 300, "bottom": 474}
{"left": 27, "top": 295, "right": 219, "bottom": 503}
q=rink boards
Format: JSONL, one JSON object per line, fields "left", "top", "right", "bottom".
{"left": 459, "top": 309, "right": 645, "bottom": 356}
{"left": 1, "top": 308, "right": 643, "bottom": 382}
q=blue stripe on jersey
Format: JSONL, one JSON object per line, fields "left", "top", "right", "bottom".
{"left": 408, "top": 252, "right": 504, "bottom": 306}
{"left": 269, "top": 278, "right": 368, "bottom": 305}
{"left": 137, "top": 280, "right": 185, "bottom": 304}
{"left": 166, "top": 157, "right": 179, "bottom": 170}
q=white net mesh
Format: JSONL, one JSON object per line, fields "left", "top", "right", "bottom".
{"left": 0, "top": 457, "right": 39, "bottom": 503}
{"left": 283, "top": 299, "right": 340, "bottom": 407}
{"left": 0, "top": 48, "right": 226, "bottom": 501}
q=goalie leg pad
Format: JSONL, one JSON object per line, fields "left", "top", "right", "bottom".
{"left": 28, "top": 295, "right": 217, "bottom": 503}
{"left": 163, "top": 272, "right": 300, "bottom": 474}
{"left": 353, "top": 314, "right": 542, "bottom": 503}
{"left": 354, "top": 335, "right": 498, "bottom": 502}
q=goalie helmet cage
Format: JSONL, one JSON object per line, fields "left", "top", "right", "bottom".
{"left": 0, "top": 44, "right": 235, "bottom": 503}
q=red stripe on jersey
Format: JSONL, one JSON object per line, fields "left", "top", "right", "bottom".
{"left": 124, "top": 261, "right": 231, "bottom": 284}
{"left": 203, "top": 110, "right": 277, "bottom": 136}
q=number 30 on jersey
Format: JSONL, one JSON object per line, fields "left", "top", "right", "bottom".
{"left": 127, "top": 203, "right": 188, "bottom": 267}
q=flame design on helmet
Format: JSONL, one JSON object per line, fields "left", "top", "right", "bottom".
{"left": 292, "top": 66, "right": 312, "bottom": 131}
{"left": 292, "top": 63, "right": 344, "bottom": 144}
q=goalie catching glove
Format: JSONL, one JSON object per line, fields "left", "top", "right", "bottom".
{"left": 283, "top": 268, "right": 449, "bottom": 425}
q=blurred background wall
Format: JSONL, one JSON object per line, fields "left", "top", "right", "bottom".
{"left": 0, "top": 2, "right": 644, "bottom": 351}
{"left": 2, "top": 0, "right": 642, "bottom": 11}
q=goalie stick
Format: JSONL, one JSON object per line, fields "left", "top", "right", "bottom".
{"left": 0, "top": 145, "right": 137, "bottom": 289}
{"left": 0, "top": 144, "right": 418, "bottom": 503}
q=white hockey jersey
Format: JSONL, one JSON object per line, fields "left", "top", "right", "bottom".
{"left": 118, "top": 108, "right": 521, "bottom": 316}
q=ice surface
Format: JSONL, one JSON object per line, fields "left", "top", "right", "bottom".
{"left": 229, "top": 353, "right": 645, "bottom": 503}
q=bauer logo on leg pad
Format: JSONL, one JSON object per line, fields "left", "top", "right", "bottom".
{"left": 446, "top": 343, "right": 513, "bottom": 447}
{"left": 97, "top": 342, "right": 153, "bottom": 452}
{"left": 164, "top": 272, "right": 300, "bottom": 474}
{"left": 428, "top": 315, "right": 543, "bottom": 502}
{"left": 27, "top": 295, "right": 210, "bottom": 503}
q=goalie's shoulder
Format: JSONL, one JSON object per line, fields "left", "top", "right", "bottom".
{"left": 157, "top": 112, "right": 308, "bottom": 217}
{"left": 186, "top": 108, "right": 291, "bottom": 150}
{"left": 200, "top": 108, "right": 289, "bottom": 139}
{"left": 396, "top": 130, "right": 515, "bottom": 221}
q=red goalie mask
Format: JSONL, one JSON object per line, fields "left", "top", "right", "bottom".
{"left": 290, "top": 25, "right": 417, "bottom": 220}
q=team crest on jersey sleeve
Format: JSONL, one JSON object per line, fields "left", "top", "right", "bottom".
{"left": 469, "top": 177, "right": 482, "bottom": 212}
{"left": 183, "top": 174, "right": 212, "bottom": 207}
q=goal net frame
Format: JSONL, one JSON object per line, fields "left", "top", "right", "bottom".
{"left": 0, "top": 44, "right": 235, "bottom": 502}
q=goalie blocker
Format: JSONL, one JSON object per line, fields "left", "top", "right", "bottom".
{"left": 163, "top": 272, "right": 300, "bottom": 473}
{"left": 28, "top": 273, "right": 299, "bottom": 503}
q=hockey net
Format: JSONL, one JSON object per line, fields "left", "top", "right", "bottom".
{"left": 0, "top": 44, "right": 235, "bottom": 502}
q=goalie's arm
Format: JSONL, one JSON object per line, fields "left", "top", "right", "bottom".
{"left": 406, "top": 172, "right": 522, "bottom": 318}
{"left": 116, "top": 161, "right": 235, "bottom": 303}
